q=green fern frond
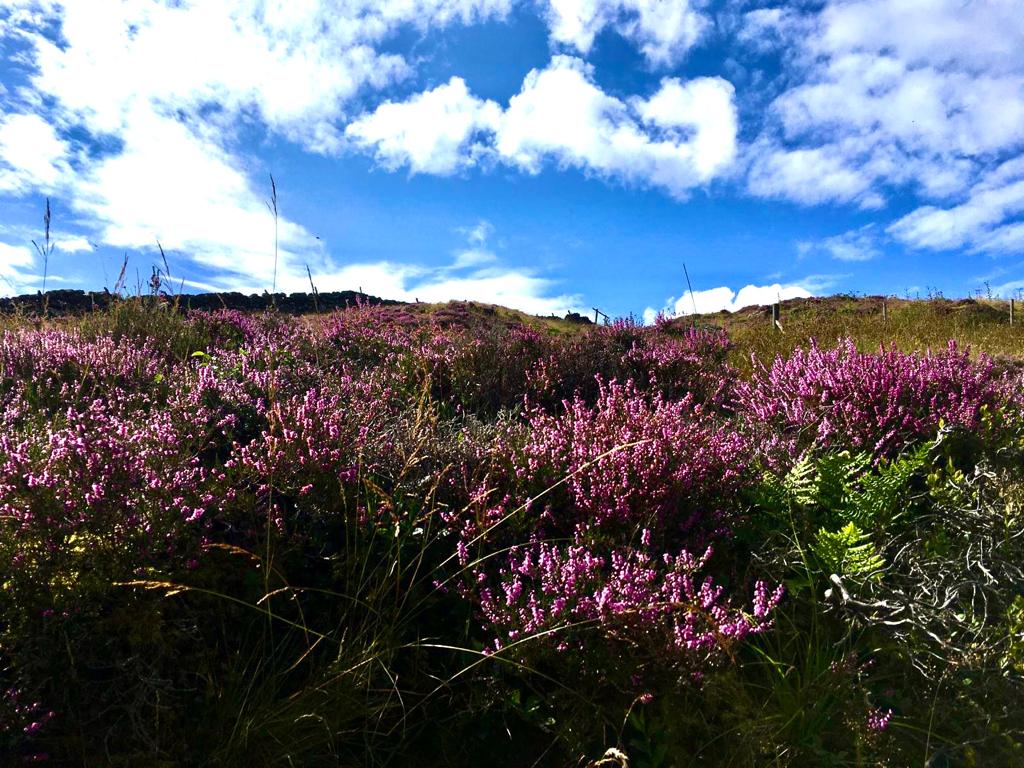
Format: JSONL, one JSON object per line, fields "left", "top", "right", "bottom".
{"left": 813, "top": 452, "right": 868, "bottom": 514}
{"left": 780, "top": 453, "right": 819, "bottom": 508}
{"left": 812, "top": 522, "right": 884, "bottom": 581}
{"left": 846, "top": 445, "right": 928, "bottom": 528}
{"left": 754, "top": 446, "right": 928, "bottom": 536}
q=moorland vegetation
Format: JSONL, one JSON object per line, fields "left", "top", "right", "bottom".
{"left": 1, "top": 295, "right": 1022, "bottom": 766}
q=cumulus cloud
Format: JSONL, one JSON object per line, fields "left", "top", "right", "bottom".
{"left": 974, "top": 223, "right": 1024, "bottom": 255}
{"left": 742, "top": 0, "right": 1024, "bottom": 212}
{"left": 542, "top": 0, "right": 709, "bottom": 67}
{"left": 747, "top": 141, "right": 881, "bottom": 209}
{"left": 0, "top": 240, "right": 37, "bottom": 294}
{"left": 346, "top": 77, "right": 501, "bottom": 174}
{"left": 462, "top": 219, "right": 493, "bottom": 247}
{"left": 14, "top": 0, "right": 514, "bottom": 150}
{"left": 224, "top": 221, "right": 583, "bottom": 316}
{"left": 0, "top": 1, "right": 732, "bottom": 294}
{"left": 296, "top": 259, "right": 581, "bottom": 316}
{"left": 817, "top": 0, "right": 1024, "bottom": 75}
{"left": 54, "top": 236, "right": 94, "bottom": 254}
{"left": 349, "top": 56, "right": 738, "bottom": 197}
{"left": 734, "top": 6, "right": 808, "bottom": 55}
{"left": 20, "top": 2, "right": 417, "bottom": 153}
{"left": 498, "top": 57, "right": 737, "bottom": 191}
{"left": 65, "top": 104, "right": 317, "bottom": 288}
{"left": 643, "top": 281, "right": 814, "bottom": 323}
{"left": 989, "top": 277, "right": 1024, "bottom": 299}
{"left": 0, "top": 0, "right": 513, "bottom": 289}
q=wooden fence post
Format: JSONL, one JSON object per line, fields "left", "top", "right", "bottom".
{"left": 882, "top": 299, "right": 888, "bottom": 323}
{"left": 1011, "top": 298, "right": 1015, "bottom": 326}
{"left": 772, "top": 302, "right": 782, "bottom": 332}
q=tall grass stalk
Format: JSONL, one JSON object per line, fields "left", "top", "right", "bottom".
{"left": 31, "top": 197, "right": 54, "bottom": 314}
{"left": 267, "top": 173, "right": 279, "bottom": 296}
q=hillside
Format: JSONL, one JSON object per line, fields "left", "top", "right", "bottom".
{"left": 8, "top": 289, "right": 1024, "bottom": 354}
{"left": 1, "top": 297, "right": 1022, "bottom": 765}
{"left": 665, "top": 294, "right": 1024, "bottom": 370}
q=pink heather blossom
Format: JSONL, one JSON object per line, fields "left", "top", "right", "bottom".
{"left": 504, "top": 378, "right": 750, "bottom": 536}
{"left": 867, "top": 706, "right": 894, "bottom": 732}
{"left": 474, "top": 536, "right": 781, "bottom": 666}
{"left": 736, "top": 339, "right": 1003, "bottom": 460}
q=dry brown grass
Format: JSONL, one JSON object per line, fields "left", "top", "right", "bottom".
{"left": 668, "top": 295, "right": 1024, "bottom": 373}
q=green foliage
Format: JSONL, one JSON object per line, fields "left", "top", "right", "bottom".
{"left": 77, "top": 296, "right": 212, "bottom": 361}
{"left": 624, "top": 706, "right": 672, "bottom": 768}
{"left": 755, "top": 446, "right": 928, "bottom": 534}
{"left": 1005, "top": 596, "right": 1024, "bottom": 675}
{"left": 812, "top": 523, "right": 884, "bottom": 581}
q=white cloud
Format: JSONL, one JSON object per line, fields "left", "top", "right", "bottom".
{"left": 412, "top": 269, "right": 580, "bottom": 315}
{"left": 817, "top": 0, "right": 1024, "bottom": 75}
{"left": 346, "top": 77, "right": 501, "bottom": 174}
{"left": 463, "top": 219, "right": 493, "bottom": 247}
{"left": 734, "top": 7, "right": 808, "bottom": 55}
{"left": 747, "top": 141, "right": 881, "bottom": 209}
{"left": 450, "top": 248, "right": 498, "bottom": 270}
{"left": 0, "top": 240, "right": 33, "bottom": 274}
{"left": 974, "top": 222, "right": 1024, "bottom": 255}
{"left": 303, "top": 261, "right": 426, "bottom": 299}
{"left": 773, "top": 55, "right": 1024, "bottom": 159}
{"left": 66, "top": 104, "right": 315, "bottom": 288}
{"left": 22, "top": 2, "right": 416, "bottom": 152}
{"left": 54, "top": 236, "right": 93, "bottom": 253}
{"left": 349, "top": 56, "right": 738, "bottom": 197}
{"left": 990, "top": 278, "right": 1024, "bottom": 299}
{"left": 0, "top": 112, "right": 71, "bottom": 194}
{"left": 498, "top": 57, "right": 737, "bottom": 193}
{"left": 220, "top": 221, "right": 583, "bottom": 316}
{"left": 0, "top": 2, "right": 735, "bottom": 288}
{"left": 298, "top": 259, "right": 581, "bottom": 316}
{"left": 888, "top": 158, "right": 1024, "bottom": 253}
{"left": 448, "top": 219, "right": 499, "bottom": 269}
{"left": 542, "top": 0, "right": 709, "bottom": 67}
{"left": 0, "top": 0, "right": 514, "bottom": 288}
{"left": 645, "top": 280, "right": 814, "bottom": 321}
{"left": 742, "top": 0, "right": 1024, "bottom": 212}
{"left": 16, "top": 0, "right": 513, "bottom": 150}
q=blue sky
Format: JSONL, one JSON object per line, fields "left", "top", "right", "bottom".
{"left": 0, "top": 1, "right": 1022, "bottom": 320}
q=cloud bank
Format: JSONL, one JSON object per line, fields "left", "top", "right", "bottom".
{"left": 347, "top": 56, "right": 738, "bottom": 198}
{"left": 642, "top": 281, "right": 814, "bottom": 324}
{"left": 742, "top": 0, "right": 1024, "bottom": 254}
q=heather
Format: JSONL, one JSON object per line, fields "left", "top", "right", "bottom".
{"left": 1, "top": 300, "right": 1022, "bottom": 766}
{"left": 735, "top": 338, "right": 1003, "bottom": 461}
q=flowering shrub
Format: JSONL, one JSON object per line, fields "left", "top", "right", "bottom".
{"left": 736, "top": 339, "right": 1004, "bottom": 460}
{"left": 0, "top": 393, "right": 227, "bottom": 760}
{"left": 477, "top": 536, "right": 782, "bottom": 665}
{"left": 459, "top": 378, "right": 772, "bottom": 672}
{"left": 510, "top": 379, "right": 749, "bottom": 536}
{"left": 528, "top": 319, "right": 736, "bottom": 412}
{"left": 0, "top": 328, "right": 170, "bottom": 413}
